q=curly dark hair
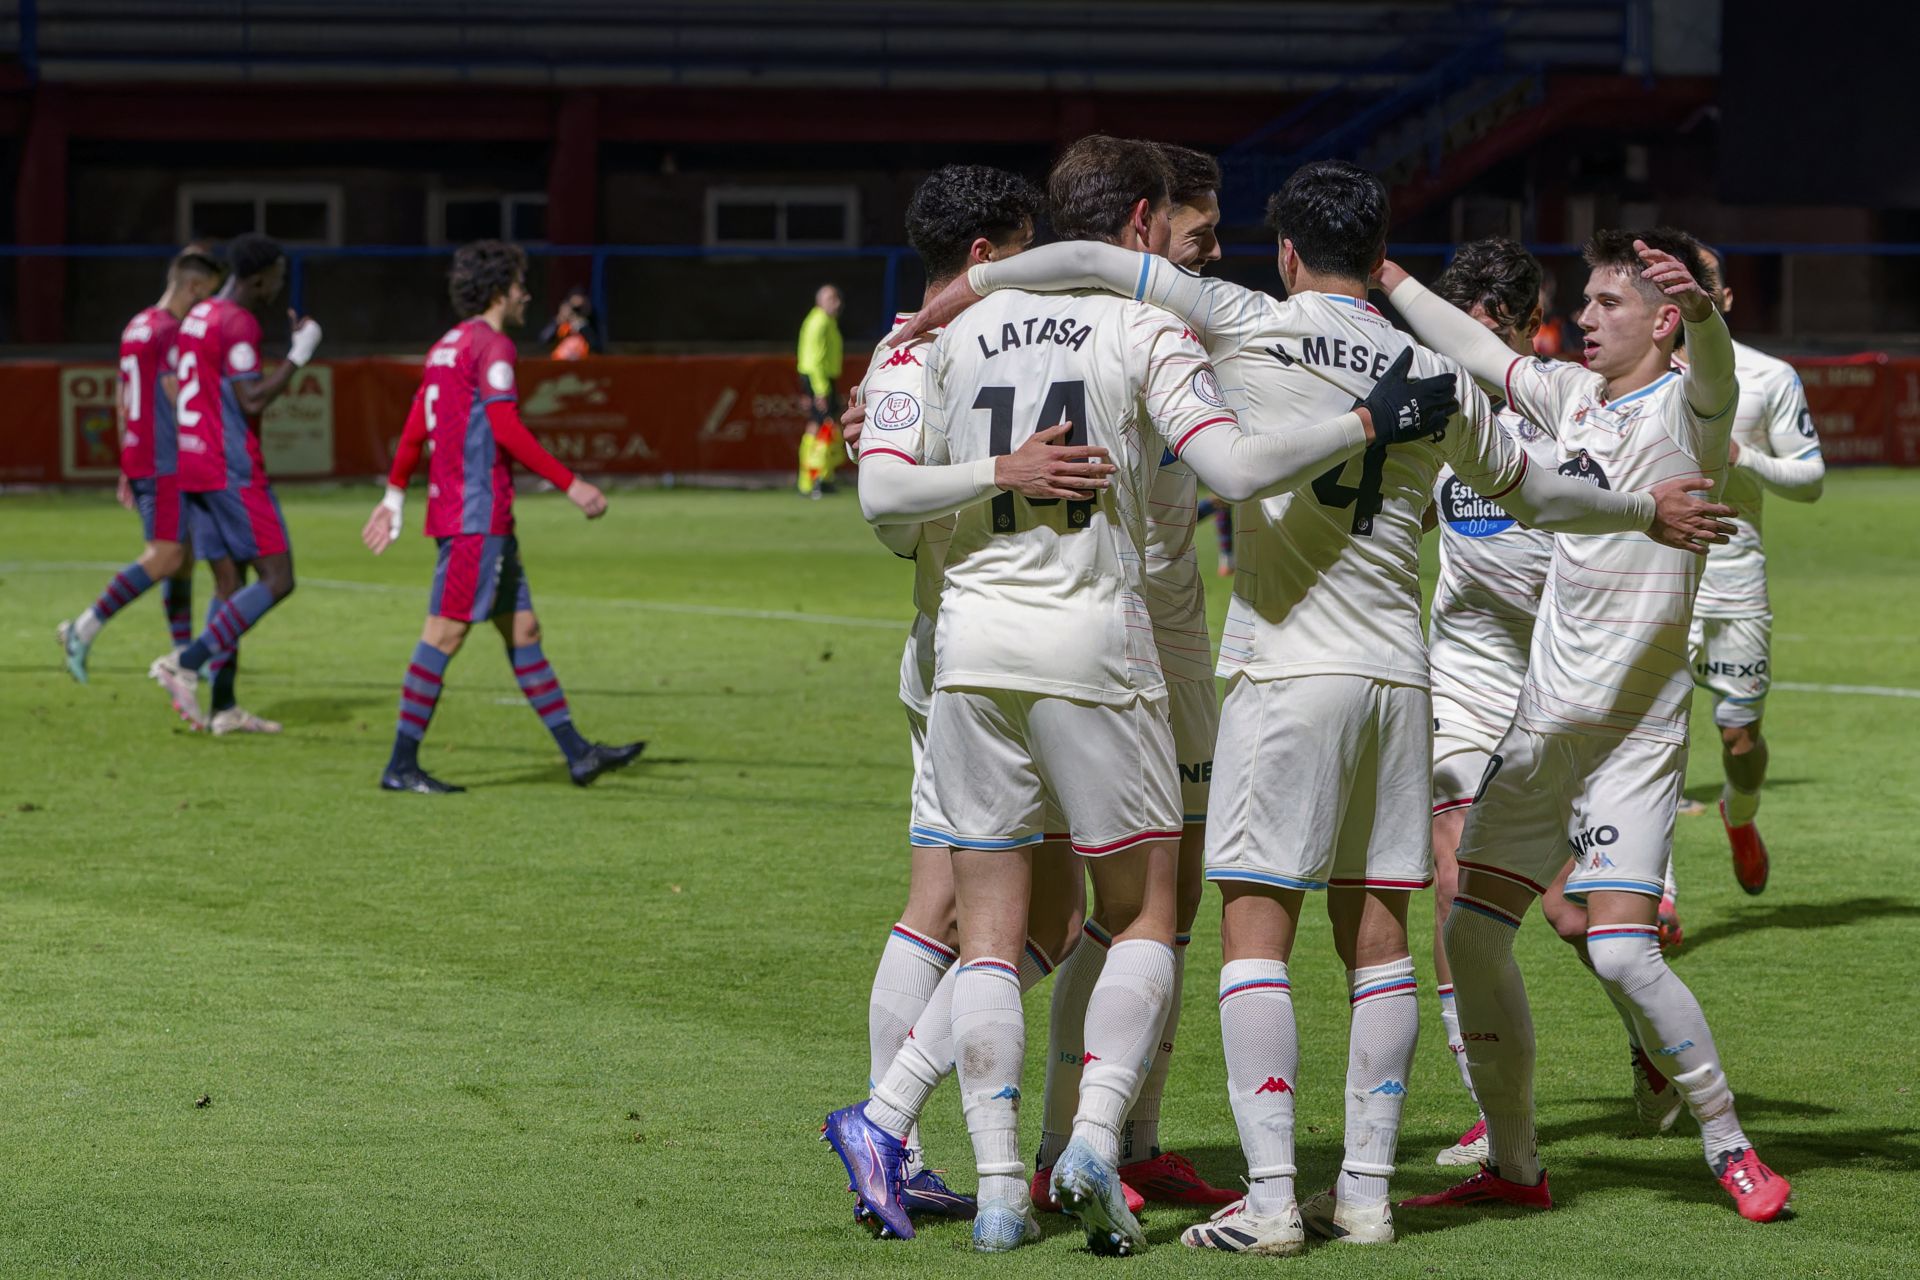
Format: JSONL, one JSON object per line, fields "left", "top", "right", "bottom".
{"left": 1048, "top": 135, "right": 1170, "bottom": 243}
{"left": 1583, "top": 226, "right": 1714, "bottom": 346}
{"left": 448, "top": 239, "right": 528, "bottom": 319}
{"left": 225, "top": 233, "right": 285, "bottom": 282}
{"left": 1265, "top": 160, "right": 1389, "bottom": 282}
{"left": 1151, "top": 142, "right": 1221, "bottom": 206}
{"left": 1433, "top": 237, "right": 1542, "bottom": 339}
{"left": 905, "top": 165, "right": 1044, "bottom": 282}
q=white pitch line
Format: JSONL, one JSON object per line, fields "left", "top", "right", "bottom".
{"left": 1774, "top": 681, "right": 1920, "bottom": 701}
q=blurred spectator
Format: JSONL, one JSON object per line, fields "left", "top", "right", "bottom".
{"left": 796, "top": 284, "right": 844, "bottom": 497}
{"left": 540, "top": 288, "right": 601, "bottom": 360}
{"left": 1531, "top": 273, "right": 1573, "bottom": 358}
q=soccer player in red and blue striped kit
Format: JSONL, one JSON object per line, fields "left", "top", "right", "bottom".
{"left": 362, "top": 240, "right": 644, "bottom": 793}
{"left": 57, "top": 247, "right": 222, "bottom": 681}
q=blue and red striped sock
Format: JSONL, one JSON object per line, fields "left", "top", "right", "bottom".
{"left": 179, "top": 581, "right": 277, "bottom": 671}
{"left": 389, "top": 642, "right": 451, "bottom": 772}
{"left": 162, "top": 577, "right": 194, "bottom": 650}
{"left": 511, "top": 643, "right": 588, "bottom": 761}
{"left": 78, "top": 563, "right": 156, "bottom": 641}
{"left": 198, "top": 597, "right": 241, "bottom": 712}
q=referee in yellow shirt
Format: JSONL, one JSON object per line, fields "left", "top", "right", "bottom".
{"left": 796, "top": 284, "right": 844, "bottom": 497}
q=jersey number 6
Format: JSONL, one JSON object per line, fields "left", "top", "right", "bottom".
{"left": 975, "top": 380, "right": 1095, "bottom": 535}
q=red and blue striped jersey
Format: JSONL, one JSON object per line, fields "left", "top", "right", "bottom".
{"left": 420, "top": 318, "right": 522, "bottom": 537}
{"left": 117, "top": 305, "right": 180, "bottom": 481}
{"left": 174, "top": 298, "right": 267, "bottom": 493}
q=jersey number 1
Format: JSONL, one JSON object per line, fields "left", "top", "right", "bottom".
{"left": 976, "top": 381, "right": 1094, "bottom": 534}
{"left": 1312, "top": 445, "right": 1386, "bottom": 536}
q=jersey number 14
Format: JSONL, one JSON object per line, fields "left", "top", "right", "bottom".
{"left": 975, "top": 381, "right": 1095, "bottom": 534}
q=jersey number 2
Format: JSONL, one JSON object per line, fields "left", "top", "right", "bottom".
{"left": 1312, "top": 445, "right": 1386, "bottom": 536}
{"left": 976, "top": 381, "right": 1094, "bottom": 534}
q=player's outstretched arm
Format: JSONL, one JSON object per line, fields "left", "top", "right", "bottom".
{"left": 859, "top": 423, "right": 1115, "bottom": 526}
{"left": 1480, "top": 463, "right": 1735, "bottom": 554}
{"left": 483, "top": 400, "right": 603, "bottom": 518}
{"left": 1733, "top": 434, "right": 1825, "bottom": 501}
{"left": 1382, "top": 265, "right": 1521, "bottom": 393}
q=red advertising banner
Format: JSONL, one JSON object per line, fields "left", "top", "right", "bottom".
{"left": 3, "top": 350, "right": 1915, "bottom": 485}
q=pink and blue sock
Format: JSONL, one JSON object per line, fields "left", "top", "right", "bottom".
{"left": 390, "top": 642, "right": 451, "bottom": 772}
{"left": 200, "top": 598, "right": 240, "bottom": 713}
{"left": 180, "top": 581, "right": 277, "bottom": 671}
{"left": 162, "top": 577, "right": 194, "bottom": 649}
{"left": 512, "top": 643, "right": 588, "bottom": 761}
{"left": 91, "top": 563, "right": 155, "bottom": 624}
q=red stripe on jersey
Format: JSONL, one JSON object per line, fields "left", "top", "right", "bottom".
{"left": 1172, "top": 416, "right": 1234, "bottom": 454}
{"left": 859, "top": 446, "right": 917, "bottom": 465}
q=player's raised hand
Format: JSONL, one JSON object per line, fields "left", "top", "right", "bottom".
{"left": 1373, "top": 259, "right": 1412, "bottom": 295}
{"left": 889, "top": 277, "right": 983, "bottom": 346}
{"left": 1646, "top": 475, "right": 1736, "bottom": 554}
{"left": 567, "top": 477, "right": 608, "bottom": 519}
{"left": 840, "top": 389, "right": 867, "bottom": 456}
{"left": 1358, "top": 348, "right": 1459, "bottom": 445}
{"left": 287, "top": 309, "right": 323, "bottom": 367}
{"left": 1635, "top": 240, "right": 1714, "bottom": 323}
{"left": 994, "top": 422, "right": 1116, "bottom": 500}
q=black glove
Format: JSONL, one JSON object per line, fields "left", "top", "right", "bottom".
{"left": 1357, "top": 347, "right": 1457, "bottom": 445}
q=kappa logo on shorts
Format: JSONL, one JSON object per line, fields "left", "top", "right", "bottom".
{"left": 1558, "top": 451, "right": 1611, "bottom": 489}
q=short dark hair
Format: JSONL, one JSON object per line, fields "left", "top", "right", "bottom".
{"left": 170, "top": 245, "right": 224, "bottom": 283}
{"left": 1152, "top": 142, "right": 1221, "bottom": 206}
{"left": 1265, "top": 160, "right": 1390, "bottom": 281}
{"left": 225, "top": 233, "right": 285, "bottom": 282}
{"left": 1048, "top": 135, "right": 1170, "bottom": 243}
{"left": 905, "top": 165, "right": 1044, "bottom": 281}
{"left": 449, "top": 240, "right": 528, "bottom": 319}
{"left": 1433, "top": 237, "right": 1542, "bottom": 338}
{"left": 1583, "top": 226, "right": 1715, "bottom": 345}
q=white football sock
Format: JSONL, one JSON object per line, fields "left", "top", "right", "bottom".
{"left": 1443, "top": 901, "right": 1541, "bottom": 1185}
{"left": 1072, "top": 938, "right": 1175, "bottom": 1166}
{"left": 1722, "top": 780, "right": 1761, "bottom": 828}
{"left": 75, "top": 607, "right": 105, "bottom": 644}
{"left": 1341, "top": 957, "right": 1418, "bottom": 1209}
{"left": 1436, "top": 984, "right": 1479, "bottom": 1107}
{"left": 867, "top": 923, "right": 955, "bottom": 1153}
{"left": 1039, "top": 920, "right": 1108, "bottom": 1168}
{"left": 1219, "top": 958, "right": 1298, "bottom": 1214}
{"left": 1586, "top": 924, "right": 1751, "bottom": 1164}
{"left": 1121, "top": 933, "right": 1186, "bottom": 1162}
{"left": 952, "top": 957, "right": 1028, "bottom": 1205}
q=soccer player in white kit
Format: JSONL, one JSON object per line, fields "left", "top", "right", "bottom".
{"left": 1031, "top": 141, "right": 1239, "bottom": 1213}
{"left": 914, "top": 164, "right": 1734, "bottom": 1255}
{"left": 1387, "top": 229, "right": 1794, "bottom": 1223}
{"left": 859, "top": 136, "right": 1462, "bottom": 1255}
{"left": 1420, "top": 239, "right": 1687, "bottom": 1167}
{"left": 1679, "top": 247, "right": 1826, "bottom": 894}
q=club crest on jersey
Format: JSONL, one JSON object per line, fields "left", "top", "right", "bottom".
{"left": 1190, "top": 366, "right": 1225, "bottom": 408}
{"left": 1796, "top": 407, "right": 1816, "bottom": 438}
{"left": 872, "top": 390, "right": 922, "bottom": 432}
{"left": 1439, "top": 474, "right": 1517, "bottom": 538}
{"left": 1558, "top": 450, "right": 1611, "bottom": 489}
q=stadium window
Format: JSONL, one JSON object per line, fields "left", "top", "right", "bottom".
{"left": 429, "top": 192, "right": 549, "bottom": 246}
{"left": 705, "top": 186, "right": 858, "bottom": 249}
{"left": 177, "top": 184, "right": 343, "bottom": 247}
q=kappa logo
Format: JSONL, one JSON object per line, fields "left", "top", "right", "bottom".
{"left": 1369, "top": 1080, "right": 1407, "bottom": 1097}
{"left": 878, "top": 346, "right": 922, "bottom": 369}
{"left": 1656, "top": 1040, "right": 1695, "bottom": 1057}
{"left": 1081, "top": 1052, "right": 1101, "bottom": 1065}
{"left": 1558, "top": 450, "right": 1611, "bottom": 489}
{"left": 1255, "top": 1076, "right": 1293, "bottom": 1095}
{"left": 1190, "top": 366, "right": 1226, "bottom": 408}
{"left": 990, "top": 1085, "right": 1022, "bottom": 1100}
{"left": 871, "top": 390, "right": 922, "bottom": 433}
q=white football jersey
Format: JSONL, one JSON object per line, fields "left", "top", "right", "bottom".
{"left": 1427, "top": 406, "right": 1559, "bottom": 737}
{"left": 922, "top": 288, "right": 1235, "bottom": 704}
{"left": 855, "top": 316, "right": 952, "bottom": 716}
{"left": 1200, "top": 290, "right": 1528, "bottom": 688}
{"left": 1142, "top": 449, "right": 1214, "bottom": 684}
{"left": 1500, "top": 355, "right": 1735, "bottom": 743}
{"left": 1694, "top": 340, "right": 1821, "bottom": 618}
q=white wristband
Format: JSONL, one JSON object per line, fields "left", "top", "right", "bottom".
{"left": 288, "top": 319, "right": 323, "bottom": 368}
{"left": 380, "top": 484, "right": 404, "bottom": 533}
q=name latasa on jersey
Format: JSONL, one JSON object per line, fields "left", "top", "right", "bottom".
{"left": 420, "top": 318, "right": 522, "bottom": 537}
{"left": 174, "top": 298, "right": 266, "bottom": 492}
{"left": 855, "top": 316, "right": 954, "bottom": 717}
{"left": 923, "top": 289, "right": 1233, "bottom": 705}
{"left": 1695, "top": 340, "right": 1821, "bottom": 618}
{"left": 118, "top": 306, "right": 181, "bottom": 482}
{"left": 1500, "top": 357, "right": 1734, "bottom": 742}
{"left": 1209, "top": 291, "right": 1526, "bottom": 688}
{"left": 1428, "top": 407, "right": 1558, "bottom": 735}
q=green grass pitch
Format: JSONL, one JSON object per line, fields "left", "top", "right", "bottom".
{"left": 0, "top": 472, "right": 1915, "bottom": 1278}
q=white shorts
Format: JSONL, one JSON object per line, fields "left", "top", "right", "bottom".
{"left": 1167, "top": 678, "right": 1219, "bottom": 824}
{"left": 1205, "top": 674, "right": 1434, "bottom": 892}
{"left": 1431, "top": 695, "right": 1508, "bottom": 816}
{"left": 1455, "top": 723, "right": 1685, "bottom": 904}
{"left": 1688, "top": 613, "right": 1771, "bottom": 729}
{"left": 912, "top": 688, "right": 1180, "bottom": 857}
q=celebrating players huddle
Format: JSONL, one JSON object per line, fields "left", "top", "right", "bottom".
{"left": 59, "top": 236, "right": 641, "bottom": 790}
{"left": 826, "top": 137, "right": 1815, "bottom": 1255}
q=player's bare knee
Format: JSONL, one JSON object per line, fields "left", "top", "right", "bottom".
{"left": 422, "top": 616, "right": 468, "bottom": 655}
{"left": 1721, "top": 722, "right": 1763, "bottom": 756}
{"left": 145, "top": 542, "right": 186, "bottom": 578}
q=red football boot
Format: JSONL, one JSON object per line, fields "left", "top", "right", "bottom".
{"left": 1722, "top": 798, "right": 1770, "bottom": 895}
{"left": 1032, "top": 1164, "right": 1143, "bottom": 1214}
{"left": 1658, "top": 894, "right": 1684, "bottom": 951}
{"left": 1714, "top": 1147, "right": 1792, "bottom": 1222}
{"left": 1399, "top": 1167, "right": 1552, "bottom": 1211}
{"left": 1119, "top": 1151, "right": 1241, "bottom": 1206}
